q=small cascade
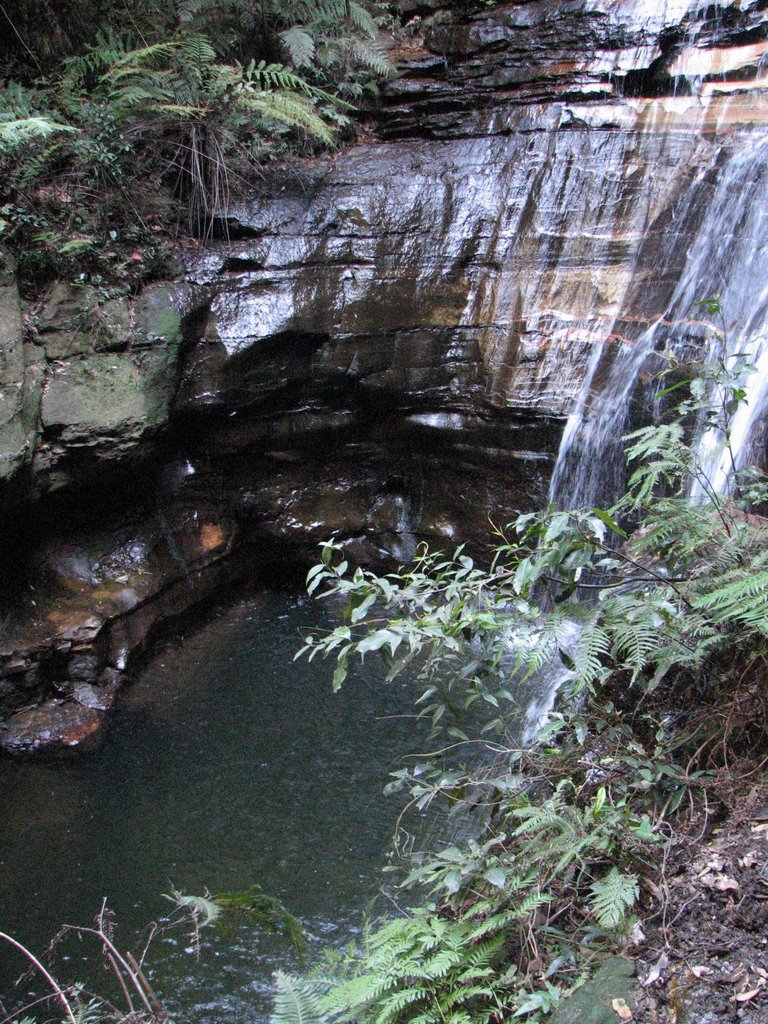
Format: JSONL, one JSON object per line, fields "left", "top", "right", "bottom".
{"left": 516, "top": 620, "right": 580, "bottom": 746}
{"left": 666, "top": 0, "right": 768, "bottom": 100}
{"left": 547, "top": 321, "right": 663, "bottom": 510}
{"left": 549, "top": 132, "right": 768, "bottom": 510}
{"left": 692, "top": 341, "right": 768, "bottom": 497}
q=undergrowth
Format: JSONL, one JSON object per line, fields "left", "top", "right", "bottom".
{"left": 0, "top": 1, "right": 395, "bottom": 294}
{"left": 0, "top": 887, "right": 305, "bottom": 1024}
{"left": 2, "top": 319, "right": 767, "bottom": 1023}
{"left": 275, "top": 321, "right": 768, "bottom": 1022}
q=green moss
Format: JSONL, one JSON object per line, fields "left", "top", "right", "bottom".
{"left": 549, "top": 959, "right": 636, "bottom": 1024}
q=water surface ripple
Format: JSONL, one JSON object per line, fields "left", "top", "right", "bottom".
{"left": 0, "top": 592, "right": 429, "bottom": 1024}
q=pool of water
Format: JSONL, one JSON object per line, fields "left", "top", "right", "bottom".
{"left": 0, "top": 591, "right": 432, "bottom": 1023}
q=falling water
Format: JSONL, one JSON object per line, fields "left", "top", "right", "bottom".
{"left": 549, "top": 132, "right": 768, "bottom": 509}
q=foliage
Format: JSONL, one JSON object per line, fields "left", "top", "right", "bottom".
{"left": 273, "top": 970, "right": 328, "bottom": 1024}
{"left": 167, "top": 883, "right": 307, "bottom": 957}
{"left": 285, "top": 337, "right": 768, "bottom": 1021}
{"left": 0, "top": 0, "right": 394, "bottom": 289}
{"left": 214, "top": 885, "right": 308, "bottom": 956}
{"left": 589, "top": 868, "right": 639, "bottom": 930}
{"left": 0, "top": 882, "right": 305, "bottom": 1024}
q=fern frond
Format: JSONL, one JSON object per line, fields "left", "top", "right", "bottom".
{"left": 465, "top": 909, "right": 525, "bottom": 942}
{"left": 571, "top": 618, "right": 612, "bottom": 688}
{"left": 348, "top": 1, "right": 379, "bottom": 38}
{"left": 327, "top": 970, "right": 395, "bottom": 1013}
{"left": 281, "top": 27, "right": 316, "bottom": 67}
{"left": 611, "top": 619, "right": 662, "bottom": 677}
{"left": 181, "top": 33, "right": 217, "bottom": 70}
{"left": 371, "top": 987, "right": 426, "bottom": 1024}
{"left": 346, "top": 37, "right": 394, "bottom": 77}
{"left": 691, "top": 566, "right": 768, "bottom": 634}
{"left": 422, "top": 946, "right": 463, "bottom": 979}
{"left": 241, "top": 88, "right": 336, "bottom": 145}
{"left": 271, "top": 971, "right": 327, "bottom": 1024}
{"left": 62, "top": 29, "right": 136, "bottom": 83}
{"left": 164, "top": 889, "right": 222, "bottom": 926}
{"left": 0, "top": 117, "right": 76, "bottom": 151}
{"left": 108, "top": 41, "right": 181, "bottom": 71}
{"left": 176, "top": 0, "right": 207, "bottom": 23}
{"left": 460, "top": 934, "right": 505, "bottom": 971}
{"left": 589, "top": 869, "right": 639, "bottom": 928}
{"left": 245, "top": 60, "right": 346, "bottom": 106}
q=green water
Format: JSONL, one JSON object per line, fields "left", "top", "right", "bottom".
{"left": 0, "top": 592, "right": 433, "bottom": 1023}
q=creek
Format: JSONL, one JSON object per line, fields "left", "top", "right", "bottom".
{"left": 0, "top": 591, "right": 433, "bottom": 1024}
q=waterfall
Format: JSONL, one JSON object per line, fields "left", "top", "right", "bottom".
{"left": 693, "top": 340, "right": 768, "bottom": 497}
{"left": 548, "top": 131, "right": 768, "bottom": 509}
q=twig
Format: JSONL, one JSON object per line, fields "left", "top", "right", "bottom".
{"left": 0, "top": 932, "right": 78, "bottom": 1024}
{"left": 106, "top": 950, "right": 135, "bottom": 1014}
{"left": 0, "top": 3, "right": 42, "bottom": 73}
{"left": 0, "top": 987, "right": 100, "bottom": 1024}
{"left": 63, "top": 921, "right": 155, "bottom": 1017}
{"left": 126, "top": 951, "right": 163, "bottom": 1014}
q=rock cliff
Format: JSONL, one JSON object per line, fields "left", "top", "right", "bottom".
{"left": 2, "top": 0, "right": 768, "bottom": 747}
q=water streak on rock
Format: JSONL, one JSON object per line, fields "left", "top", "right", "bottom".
{"left": 550, "top": 132, "right": 768, "bottom": 508}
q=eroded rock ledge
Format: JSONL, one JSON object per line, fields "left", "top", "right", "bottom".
{"left": 2, "top": 0, "right": 768, "bottom": 750}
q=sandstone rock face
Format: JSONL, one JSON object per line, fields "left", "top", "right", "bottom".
{"left": 171, "top": 0, "right": 768, "bottom": 555}
{"left": 0, "top": 501, "right": 239, "bottom": 729}
{"left": 0, "top": 700, "right": 109, "bottom": 755}
{"left": 0, "top": 278, "right": 186, "bottom": 505}
{"left": 2, "top": 0, "right": 768, "bottom": 746}
{"left": 0, "top": 249, "right": 42, "bottom": 486}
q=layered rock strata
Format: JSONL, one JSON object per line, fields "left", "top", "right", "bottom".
{"left": 2, "top": 0, "right": 768, "bottom": 748}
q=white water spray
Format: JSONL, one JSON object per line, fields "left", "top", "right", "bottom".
{"left": 549, "top": 132, "right": 768, "bottom": 509}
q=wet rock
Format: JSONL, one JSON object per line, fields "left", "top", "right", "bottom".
{"left": 72, "top": 680, "right": 119, "bottom": 711}
{"left": 133, "top": 283, "right": 183, "bottom": 348}
{"left": 0, "top": 248, "right": 41, "bottom": 485}
{"left": 0, "top": 278, "right": 191, "bottom": 501}
{"left": 114, "top": 587, "right": 141, "bottom": 611}
{"left": 549, "top": 957, "right": 636, "bottom": 1024}
{"left": 37, "top": 282, "right": 100, "bottom": 359}
{"left": 38, "top": 345, "right": 181, "bottom": 472}
{"left": 199, "top": 522, "right": 225, "bottom": 551}
{"left": 45, "top": 612, "right": 104, "bottom": 644}
{"left": 43, "top": 544, "right": 100, "bottom": 585}
{"left": 0, "top": 699, "right": 108, "bottom": 754}
{"left": 97, "top": 667, "right": 125, "bottom": 691}
{"left": 67, "top": 648, "right": 101, "bottom": 681}
{"left": 3, "top": 0, "right": 768, "bottom": 730}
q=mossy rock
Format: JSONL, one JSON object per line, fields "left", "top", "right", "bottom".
{"left": 549, "top": 958, "right": 637, "bottom": 1024}
{"left": 37, "top": 284, "right": 137, "bottom": 357}
{"left": 0, "top": 251, "right": 41, "bottom": 481}
{"left": 41, "top": 344, "right": 181, "bottom": 445}
{"left": 133, "top": 283, "right": 182, "bottom": 348}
